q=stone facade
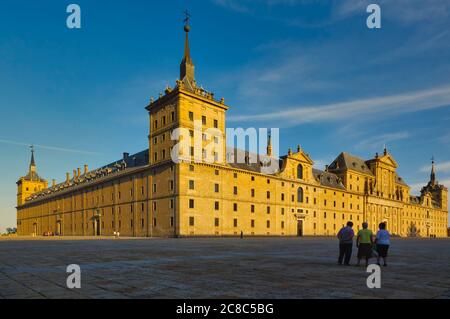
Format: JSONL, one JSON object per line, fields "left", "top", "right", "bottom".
{"left": 16, "top": 24, "right": 448, "bottom": 238}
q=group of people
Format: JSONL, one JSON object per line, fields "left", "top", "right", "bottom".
{"left": 337, "top": 221, "right": 390, "bottom": 267}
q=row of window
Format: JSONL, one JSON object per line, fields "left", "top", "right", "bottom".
{"left": 188, "top": 216, "right": 283, "bottom": 229}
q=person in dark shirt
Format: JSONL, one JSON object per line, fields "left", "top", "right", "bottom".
{"left": 337, "top": 221, "right": 354, "bottom": 266}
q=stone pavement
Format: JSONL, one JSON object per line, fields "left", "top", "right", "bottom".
{"left": 0, "top": 237, "right": 449, "bottom": 299}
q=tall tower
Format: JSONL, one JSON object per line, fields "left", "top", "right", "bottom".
{"left": 146, "top": 13, "right": 229, "bottom": 166}
{"left": 16, "top": 146, "right": 48, "bottom": 206}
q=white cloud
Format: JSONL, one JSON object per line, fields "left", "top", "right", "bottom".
{"left": 409, "top": 178, "right": 450, "bottom": 195}
{"left": 228, "top": 84, "right": 450, "bottom": 126}
{"left": 356, "top": 131, "right": 410, "bottom": 151}
{"left": 333, "top": 0, "right": 450, "bottom": 25}
{"left": 420, "top": 161, "right": 450, "bottom": 173}
{"left": 0, "top": 138, "right": 100, "bottom": 155}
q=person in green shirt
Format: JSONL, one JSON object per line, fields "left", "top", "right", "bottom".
{"left": 356, "top": 222, "right": 374, "bottom": 266}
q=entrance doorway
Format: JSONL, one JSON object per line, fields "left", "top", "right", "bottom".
{"left": 297, "top": 220, "right": 303, "bottom": 237}
{"left": 56, "top": 222, "right": 62, "bottom": 236}
{"left": 93, "top": 219, "right": 100, "bottom": 236}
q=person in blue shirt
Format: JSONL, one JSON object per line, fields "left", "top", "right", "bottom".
{"left": 375, "top": 222, "right": 390, "bottom": 267}
{"left": 337, "top": 221, "right": 354, "bottom": 266}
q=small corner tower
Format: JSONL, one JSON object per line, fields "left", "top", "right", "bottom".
{"left": 16, "top": 146, "right": 48, "bottom": 206}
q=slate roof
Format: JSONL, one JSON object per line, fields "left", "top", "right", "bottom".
{"left": 24, "top": 149, "right": 149, "bottom": 204}
{"left": 328, "top": 152, "right": 374, "bottom": 176}
{"left": 312, "top": 168, "right": 346, "bottom": 190}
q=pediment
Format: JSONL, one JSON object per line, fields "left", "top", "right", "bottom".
{"left": 290, "top": 150, "right": 314, "bottom": 165}
{"left": 379, "top": 154, "right": 398, "bottom": 168}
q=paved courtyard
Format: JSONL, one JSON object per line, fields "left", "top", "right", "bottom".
{"left": 0, "top": 237, "right": 449, "bottom": 299}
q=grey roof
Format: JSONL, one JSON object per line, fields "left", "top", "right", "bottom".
{"left": 226, "top": 147, "right": 281, "bottom": 174}
{"left": 328, "top": 152, "right": 374, "bottom": 176}
{"left": 395, "top": 174, "right": 409, "bottom": 187}
{"left": 24, "top": 149, "right": 149, "bottom": 204}
{"left": 312, "top": 168, "right": 346, "bottom": 190}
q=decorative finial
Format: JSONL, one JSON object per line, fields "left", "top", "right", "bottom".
{"left": 297, "top": 144, "right": 301, "bottom": 153}
{"left": 288, "top": 148, "right": 292, "bottom": 156}
{"left": 183, "top": 9, "right": 191, "bottom": 33}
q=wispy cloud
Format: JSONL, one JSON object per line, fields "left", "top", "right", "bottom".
{"left": 212, "top": 0, "right": 252, "bottom": 13}
{"left": 409, "top": 178, "right": 450, "bottom": 195}
{"left": 420, "top": 160, "right": 450, "bottom": 173}
{"left": 228, "top": 84, "right": 450, "bottom": 126}
{"left": 356, "top": 131, "right": 410, "bottom": 151}
{"left": 333, "top": 0, "right": 450, "bottom": 25}
{"left": 0, "top": 138, "right": 100, "bottom": 155}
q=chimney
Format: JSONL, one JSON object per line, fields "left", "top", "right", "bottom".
{"left": 66, "top": 172, "right": 70, "bottom": 183}
{"left": 325, "top": 165, "right": 329, "bottom": 172}
{"left": 123, "top": 152, "right": 130, "bottom": 160}
{"left": 73, "top": 169, "right": 77, "bottom": 179}
{"left": 77, "top": 168, "right": 81, "bottom": 178}
{"left": 52, "top": 179, "right": 56, "bottom": 187}
{"left": 84, "top": 164, "right": 89, "bottom": 174}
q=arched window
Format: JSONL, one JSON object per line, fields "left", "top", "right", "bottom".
{"left": 297, "top": 187, "right": 304, "bottom": 203}
{"left": 297, "top": 164, "right": 303, "bottom": 179}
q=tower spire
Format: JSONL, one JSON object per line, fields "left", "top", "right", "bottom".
{"left": 267, "top": 129, "right": 272, "bottom": 156}
{"left": 29, "top": 145, "right": 36, "bottom": 173}
{"left": 430, "top": 156, "right": 436, "bottom": 186}
{"left": 180, "top": 10, "right": 195, "bottom": 84}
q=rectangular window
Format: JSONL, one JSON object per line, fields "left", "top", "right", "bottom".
{"left": 189, "top": 217, "right": 194, "bottom": 226}
{"left": 267, "top": 191, "right": 270, "bottom": 199}
{"left": 251, "top": 205, "right": 255, "bottom": 213}
{"left": 215, "top": 218, "right": 219, "bottom": 227}
{"left": 189, "top": 112, "right": 194, "bottom": 121}
{"left": 170, "top": 217, "right": 174, "bottom": 227}
{"left": 267, "top": 220, "right": 270, "bottom": 228}
{"left": 233, "top": 203, "right": 238, "bottom": 212}
{"left": 189, "top": 199, "right": 195, "bottom": 209}
{"left": 281, "top": 221, "right": 285, "bottom": 229}
{"left": 215, "top": 201, "right": 219, "bottom": 210}
{"left": 267, "top": 206, "right": 271, "bottom": 214}
{"left": 233, "top": 186, "right": 238, "bottom": 195}
{"left": 215, "top": 184, "right": 219, "bottom": 193}
{"left": 251, "top": 220, "right": 255, "bottom": 228}
{"left": 189, "top": 180, "right": 195, "bottom": 190}
{"left": 251, "top": 189, "right": 255, "bottom": 197}
{"left": 202, "top": 116, "right": 206, "bottom": 125}
{"left": 233, "top": 219, "right": 238, "bottom": 227}
{"left": 214, "top": 119, "right": 218, "bottom": 128}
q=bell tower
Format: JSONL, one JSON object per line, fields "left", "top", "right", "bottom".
{"left": 16, "top": 146, "right": 48, "bottom": 206}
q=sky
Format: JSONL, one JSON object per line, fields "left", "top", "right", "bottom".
{"left": 1, "top": 0, "right": 450, "bottom": 232}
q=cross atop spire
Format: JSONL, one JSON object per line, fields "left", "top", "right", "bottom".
{"left": 180, "top": 10, "right": 195, "bottom": 84}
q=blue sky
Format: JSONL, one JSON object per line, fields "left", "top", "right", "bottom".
{"left": 1, "top": 0, "right": 450, "bottom": 232}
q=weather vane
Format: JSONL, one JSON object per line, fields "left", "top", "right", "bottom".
{"left": 183, "top": 9, "right": 191, "bottom": 26}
